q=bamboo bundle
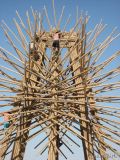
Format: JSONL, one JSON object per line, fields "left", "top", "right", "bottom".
{"left": 0, "top": 1, "right": 120, "bottom": 160}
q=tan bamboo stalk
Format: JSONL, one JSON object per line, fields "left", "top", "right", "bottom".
{"left": 44, "top": 6, "right": 52, "bottom": 30}
{"left": 57, "top": 6, "right": 65, "bottom": 29}
{"left": 52, "top": 0, "right": 57, "bottom": 27}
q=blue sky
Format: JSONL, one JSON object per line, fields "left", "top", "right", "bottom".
{"left": 0, "top": 0, "right": 120, "bottom": 160}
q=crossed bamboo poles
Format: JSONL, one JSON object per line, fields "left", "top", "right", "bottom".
{"left": 0, "top": 0, "right": 120, "bottom": 160}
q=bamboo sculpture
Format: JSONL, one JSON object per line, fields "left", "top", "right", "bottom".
{"left": 0, "top": 1, "right": 120, "bottom": 160}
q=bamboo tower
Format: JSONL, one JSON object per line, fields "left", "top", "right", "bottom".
{"left": 0, "top": 1, "right": 120, "bottom": 160}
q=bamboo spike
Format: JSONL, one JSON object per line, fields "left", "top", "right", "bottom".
{"left": 16, "top": 11, "right": 33, "bottom": 41}
{"left": 92, "top": 34, "right": 120, "bottom": 67}
{"left": 62, "top": 14, "right": 71, "bottom": 31}
{"left": 16, "top": 11, "right": 26, "bottom": 29}
{"left": 44, "top": 6, "right": 52, "bottom": 30}
{"left": 0, "top": 54, "right": 23, "bottom": 75}
{"left": 93, "top": 127, "right": 120, "bottom": 157}
{"left": 0, "top": 65, "right": 23, "bottom": 76}
{"left": 0, "top": 50, "right": 24, "bottom": 70}
{"left": 0, "top": 46, "right": 23, "bottom": 64}
{"left": 34, "top": 135, "right": 49, "bottom": 149}
{"left": 57, "top": 6, "right": 65, "bottom": 29}
{"left": 52, "top": 0, "right": 57, "bottom": 27}
{"left": 13, "top": 19, "right": 28, "bottom": 51}
{"left": 76, "top": 6, "right": 79, "bottom": 30}
{"left": 1, "top": 25, "right": 26, "bottom": 61}
{"left": 2, "top": 20, "right": 23, "bottom": 47}
{"left": 26, "top": 11, "right": 33, "bottom": 37}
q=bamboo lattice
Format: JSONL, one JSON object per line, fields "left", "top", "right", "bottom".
{"left": 0, "top": 1, "right": 120, "bottom": 160}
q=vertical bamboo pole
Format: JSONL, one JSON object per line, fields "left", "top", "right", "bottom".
{"left": 48, "top": 55, "right": 61, "bottom": 160}
{"left": 11, "top": 41, "right": 46, "bottom": 159}
{"left": 69, "top": 32, "right": 95, "bottom": 160}
{"left": 11, "top": 63, "right": 30, "bottom": 160}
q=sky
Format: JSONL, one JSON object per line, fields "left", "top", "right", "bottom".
{"left": 0, "top": 0, "right": 120, "bottom": 160}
